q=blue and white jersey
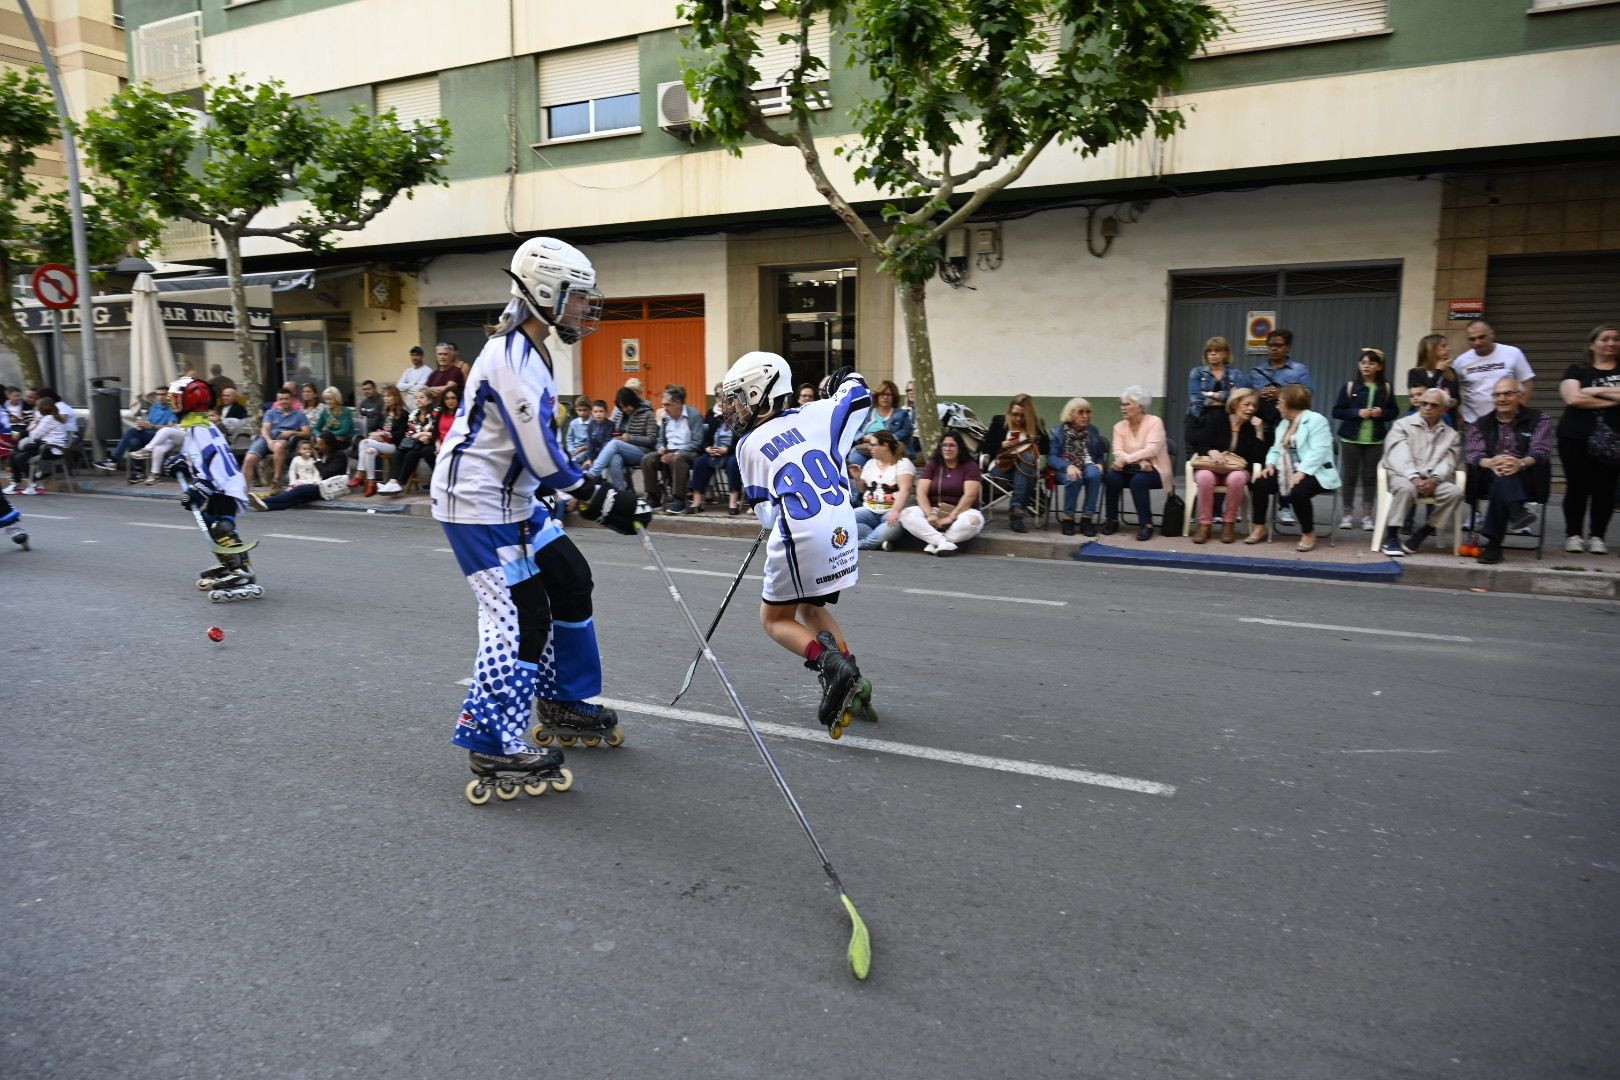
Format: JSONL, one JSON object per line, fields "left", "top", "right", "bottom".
{"left": 178, "top": 417, "right": 249, "bottom": 510}
{"left": 431, "top": 329, "right": 588, "bottom": 528}
{"left": 738, "top": 372, "right": 872, "bottom": 602}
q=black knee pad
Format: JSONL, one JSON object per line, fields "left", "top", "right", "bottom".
{"left": 536, "top": 536, "right": 594, "bottom": 623}
{"left": 207, "top": 517, "right": 238, "bottom": 544}
{"left": 509, "top": 574, "right": 554, "bottom": 665}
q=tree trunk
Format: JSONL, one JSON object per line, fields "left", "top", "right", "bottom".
{"left": 899, "top": 279, "right": 941, "bottom": 456}
{"left": 0, "top": 308, "right": 44, "bottom": 390}
{"left": 219, "top": 229, "right": 263, "bottom": 423}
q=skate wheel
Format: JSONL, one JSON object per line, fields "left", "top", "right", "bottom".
{"left": 581, "top": 735, "right": 601, "bottom": 748}
{"left": 558, "top": 734, "right": 578, "bottom": 747}
{"left": 605, "top": 729, "right": 625, "bottom": 748}
{"left": 828, "top": 723, "right": 844, "bottom": 741}
{"left": 208, "top": 591, "right": 225, "bottom": 603}
{"left": 522, "top": 778, "right": 549, "bottom": 797}
{"left": 465, "top": 779, "right": 493, "bottom": 806}
{"left": 550, "top": 767, "right": 574, "bottom": 793}
{"left": 528, "top": 729, "right": 553, "bottom": 746}
{"left": 495, "top": 779, "right": 520, "bottom": 800}
{"left": 196, "top": 579, "right": 211, "bottom": 590}
{"left": 860, "top": 703, "right": 879, "bottom": 723}
{"left": 247, "top": 585, "right": 263, "bottom": 597}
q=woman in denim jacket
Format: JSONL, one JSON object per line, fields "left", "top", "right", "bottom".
{"left": 846, "top": 380, "right": 914, "bottom": 474}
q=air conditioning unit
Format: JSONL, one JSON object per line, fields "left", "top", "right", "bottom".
{"left": 657, "top": 80, "right": 702, "bottom": 136}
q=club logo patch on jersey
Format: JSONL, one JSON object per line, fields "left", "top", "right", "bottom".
{"left": 515, "top": 398, "right": 535, "bottom": 423}
{"left": 831, "top": 526, "right": 850, "bottom": 548}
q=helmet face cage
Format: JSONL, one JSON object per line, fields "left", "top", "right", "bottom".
{"left": 553, "top": 285, "right": 604, "bottom": 345}
{"left": 719, "top": 352, "right": 791, "bottom": 434}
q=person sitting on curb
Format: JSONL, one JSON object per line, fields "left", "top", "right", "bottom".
{"left": 1464, "top": 377, "right": 1553, "bottom": 566}
{"left": 854, "top": 430, "right": 915, "bottom": 550}
{"left": 259, "top": 433, "right": 351, "bottom": 510}
{"left": 1378, "top": 388, "right": 1463, "bottom": 557}
{"left": 899, "top": 432, "right": 985, "bottom": 555}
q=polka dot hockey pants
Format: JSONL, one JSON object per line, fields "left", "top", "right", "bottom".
{"left": 441, "top": 516, "right": 601, "bottom": 755}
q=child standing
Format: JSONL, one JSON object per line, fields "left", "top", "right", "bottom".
{"left": 721, "top": 352, "right": 875, "bottom": 737}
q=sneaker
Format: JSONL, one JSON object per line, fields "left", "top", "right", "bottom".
{"left": 1361, "top": 515, "right": 1375, "bottom": 531}
{"left": 663, "top": 501, "right": 686, "bottom": 515}
{"left": 1339, "top": 514, "right": 1355, "bottom": 530}
{"left": 1565, "top": 535, "right": 1587, "bottom": 554}
{"left": 1589, "top": 537, "right": 1609, "bottom": 555}
{"left": 1477, "top": 543, "right": 1504, "bottom": 565}
{"left": 1080, "top": 519, "right": 1098, "bottom": 538}
{"left": 93, "top": 459, "right": 117, "bottom": 472}
{"left": 923, "top": 542, "right": 938, "bottom": 555}
{"left": 1, "top": 483, "right": 16, "bottom": 495}
{"left": 28, "top": 484, "right": 45, "bottom": 495}
{"left": 934, "top": 540, "right": 958, "bottom": 556}
{"left": 247, "top": 493, "right": 270, "bottom": 512}
{"left": 1380, "top": 535, "right": 1406, "bottom": 557}
{"left": 1278, "top": 508, "right": 1296, "bottom": 525}
{"left": 129, "top": 449, "right": 151, "bottom": 459}
{"left": 1509, "top": 507, "right": 1537, "bottom": 534}
{"left": 376, "top": 480, "right": 402, "bottom": 494}
{"left": 1401, "top": 526, "right": 1434, "bottom": 556}
{"left": 880, "top": 539, "right": 893, "bottom": 551}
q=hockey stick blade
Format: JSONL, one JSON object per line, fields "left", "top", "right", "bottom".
{"left": 669, "top": 527, "right": 768, "bottom": 706}
{"left": 638, "top": 523, "right": 872, "bottom": 981}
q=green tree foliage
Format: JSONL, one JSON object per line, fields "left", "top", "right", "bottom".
{"left": 81, "top": 76, "right": 450, "bottom": 406}
{"left": 0, "top": 68, "right": 155, "bottom": 389}
{"left": 681, "top": 0, "right": 1223, "bottom": 450}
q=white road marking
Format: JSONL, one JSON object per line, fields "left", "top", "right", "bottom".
{"left": 263, "top": 533, "right": 353, "bottom": 544}
{"left": 595, "top": 696, "right": 1173, "bottom": 797}
{"left": 642, "top": 565, "right": 763, "bottom": 581}
{"left": 127, "top": 521, "right": 194, "bottom": 531}
{"left": 1339, "top": 748, "right": 1450, "bottom": 754}
{"left": 20, "top": 513, "right": 72, "bottom": 520}
{"left": 903, "top": 588, "right": 1066, "bottom": 607}
{"left": 434, "top": 547, "right": 454, "bottom": 553}
{"left": 1239, "top": 617, "right": 1472, "bottom": 642}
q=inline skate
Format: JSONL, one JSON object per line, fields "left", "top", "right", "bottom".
{"left": 527, "top": 699, "right": 624, "bottom": 749}
{"left": 5, "top": 523, "right": 27, "bottom": 551}
{"left": 464, "top": 747, "right": 573, "bottom": 805}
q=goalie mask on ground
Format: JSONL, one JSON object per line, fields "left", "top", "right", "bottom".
{"left": 504, "top": 236, "right": 604, "bottom": 345}
{"left": 170, "top": 377, "right": 212, "bottom": 414}
{"left": 719, "top": 351, "right": 793, "bottom": 433}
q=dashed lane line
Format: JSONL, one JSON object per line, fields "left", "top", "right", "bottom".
{"left": 262, "top": 533, "right": 354, "bottom": 544}
{"left": 18, "top": 512, "right": 72, "bottom": 519}
{"left": 127, "top": 521, "right": 194, "bottom": 531}
{"left": 642, "top": 565, "right": 764, "bottom": 581}
{"left": 903, "top": 587, "right": 1066, "bottom": 606}
{"left": 1239, "top": 617, "right": 1473, "bottom": 642}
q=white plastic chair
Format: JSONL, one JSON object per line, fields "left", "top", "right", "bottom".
{"left": 1368, "top": 468, "right": 1465, "bottom": 555}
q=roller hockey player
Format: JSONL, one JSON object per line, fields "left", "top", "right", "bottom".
{"left": 164, "top": 378, "right": 266, "bottom": 602}
{"left": 433, "top": 236, "right": 652, "bottom": 806}
{"left": 722, "top": 352, "right": 876, "bottom": 738}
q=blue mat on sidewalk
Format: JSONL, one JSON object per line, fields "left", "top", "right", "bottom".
{"left": 1071, "top": 540, "right": 1403, "bottom": 582}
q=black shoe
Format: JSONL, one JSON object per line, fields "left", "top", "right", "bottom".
{"left": 727, "top": 504, "right": 741, "bottom": 515}
{"left": 1477, "top": 543, "right": 1504, "bottom": 565}
{"left": 93, "top": 460, "right": 117, "bottom": 472}
{"left": 1060, "top": 520, "right": 1076, "bottom": 536}
{"left": 1135, "top": 526, "right": 1153, "bottom": 542}
{"left": 1401, "top": 525, "right": 1434, "bottom": 556}
{"left": 663, "top": 501, "right": 687, "bottom": 515}
{"left": 1100, "top": 518, "right": 1120, "bottom": 536}
{"left": 1080, "top": 519, "right": 1098, "bottom": 537}
{"left": 1009, "top": 515, "right": 1028, "bottom": 534}
{"left": 1509, "top": 506, "right": 1537, "bottom": 533}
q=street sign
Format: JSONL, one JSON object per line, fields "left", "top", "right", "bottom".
{"left": 31, "top": 264, "right": 78, "bottom": 310}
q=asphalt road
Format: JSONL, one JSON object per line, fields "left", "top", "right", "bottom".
{"left": 3, "top": 493, "right": 1616, "bottom": 1080}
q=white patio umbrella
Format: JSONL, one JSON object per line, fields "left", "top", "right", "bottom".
{"left": 129, "top": 272, "right": 177, "bottom": 403}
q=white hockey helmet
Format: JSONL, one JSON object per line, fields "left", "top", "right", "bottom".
{"left": 719, "top": 350, "right": 793, "bottom": 432}
{"left": 505, "top": 236, "right": 604, "bottom": 345}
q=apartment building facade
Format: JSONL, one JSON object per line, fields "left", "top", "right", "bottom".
{"left": 114, "top": 0, "right": 1619, "bottom": 432}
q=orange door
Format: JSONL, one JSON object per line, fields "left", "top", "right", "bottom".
{"left": 581, "top": 297, "right": 706, "bottom": 404}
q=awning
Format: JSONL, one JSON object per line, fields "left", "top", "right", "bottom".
{"left": 153, "top": 269, "right": 315, "bottom": 293}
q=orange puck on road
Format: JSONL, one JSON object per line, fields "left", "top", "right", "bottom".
{"left": 207, "top": 626, "right": 225, "bottom": 642}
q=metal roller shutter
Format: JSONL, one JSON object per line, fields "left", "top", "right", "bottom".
{"left": 539, "top": 39, "right": 639, "bottom": 107}
{"left": 376, "top": 76, "right": 440, "bottom": 127}
{"left": 1205, "top": 0, "right": 1387, "bottom": 56}
{"left": 753, "top": 14, "right": 831, "bottom": 88}
{"left": 1483, "top": 252, "right": 1620, "bottom": 483}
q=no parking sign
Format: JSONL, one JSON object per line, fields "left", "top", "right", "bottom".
{"left": 1245, "top": 310, "right": 1276, "bottom": 351}
{"left": 31, "top": 264, "right": 78, "bottom": 310}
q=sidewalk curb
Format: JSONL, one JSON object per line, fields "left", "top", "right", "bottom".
{"left": 60, "top": 480, "right": 1619, "bottom": 599}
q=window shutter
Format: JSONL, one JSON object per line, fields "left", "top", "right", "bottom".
{"left": 131, "top": 11, "right": 203, "bottom": 92}
{"left": 376, "top": 76, "right": 440, "bottom": 127}
{"left": 752, "top": 13, "right": 832, "bottom": 89}
{"left": 1205, "top": 0, "right": 1387, "bottom": 56}
{"left": 539, "top": 39, "right": 640, "bottom": 107}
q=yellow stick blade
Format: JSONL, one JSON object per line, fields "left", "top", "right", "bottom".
{"left": 841, "top": 892, "right": 871, "bottom": 980}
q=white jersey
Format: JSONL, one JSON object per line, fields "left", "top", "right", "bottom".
{"left": 431, "top": 328, "right": 588, "bottom": 527}
{"left": 738, "top": 373, "right": 872, "bottom": 602}
{"left": 1455, "top": 343, "right": 1533, "bottom": 423}
{"left": 178, "top": 417, "right": 250, "bottom": 509}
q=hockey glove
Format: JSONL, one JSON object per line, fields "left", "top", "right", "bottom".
{"left": 581, "top": 483, "right": 653, "bottom": 536}
{"left": 180, "top": 481, "right": 214, "bottom": 512}
{"left": 820, "top": 366, "right": 854, "bottom": 398}
{"left": 162, "top": 456, "right": 194, "bottom": 481}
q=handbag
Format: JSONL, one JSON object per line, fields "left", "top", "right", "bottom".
{"left": 1160, "top": 492, "right": 1186, "bottom": 537}
{"left": 1189, "top": 453, "right": 1242, "bottom": 474}
{"left": 1587, "top": 414, "right": 1620, "bottom": 465}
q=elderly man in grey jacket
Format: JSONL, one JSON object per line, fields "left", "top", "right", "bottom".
{"left": 1379, "top": 387, "right": 1463, "bottom": 556}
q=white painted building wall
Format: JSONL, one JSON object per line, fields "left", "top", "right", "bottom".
{"left": 893, "top": 177, "right": 1443, "bottom": 400}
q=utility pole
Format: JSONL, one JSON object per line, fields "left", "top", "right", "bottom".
{"left": 17, "top": 0, "right": 99, "bottom": 403}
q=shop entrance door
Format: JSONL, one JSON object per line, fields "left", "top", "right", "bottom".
{"left": 581, "top": 296, "right": 705, "bottom": 404}
{"left": 777, "top": 267, "right": 856, "bottom": 392}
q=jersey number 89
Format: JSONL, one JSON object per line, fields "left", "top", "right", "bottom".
{"left": 773, "top": 449, "right": 846, "bottom": 520}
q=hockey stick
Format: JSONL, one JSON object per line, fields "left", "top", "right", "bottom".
{"left": 668, "top": 526, "right": 768, "bottom": 706}
{"left": 638, "top": 524, "right": 872, "bottom": 980}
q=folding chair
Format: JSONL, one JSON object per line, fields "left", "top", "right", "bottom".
{"left": 1463, "top": 463, "right": 1548, "bottom": 560}
{"left": 1368, "top": 469, "right": 1465, "bottom": 554}
{"left": 1182, "top": 459, "right": 1254, "bottom": 534}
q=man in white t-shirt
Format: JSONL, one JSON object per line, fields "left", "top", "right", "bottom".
{"left": 1455, "top": 320, "right": 1534, "bottom": 424}
{"left": 396, "top": 346, "right": 430, "bottom": 401}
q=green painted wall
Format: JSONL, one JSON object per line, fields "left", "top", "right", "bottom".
{"left": 1186, "top": 0, "right": 1620, "bottom": 92}
{"left": 310, "top": 84, "right": 369, "bottom": 121}
{"left": 440, "top": 60, "right": 534, "bottom": 183}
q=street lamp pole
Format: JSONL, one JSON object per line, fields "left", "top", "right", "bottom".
{"left": 17, "top": 0, "right": 100, "bottom": 403}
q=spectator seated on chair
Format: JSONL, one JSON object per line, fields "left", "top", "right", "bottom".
{"left": 847, "top": 380, "right": 915, "bottom": 476}
{"left": 796, "top": 383, "right": 818, "bottom": 407}
{"left": 1378, "top": 388, "right": 1463, "bottom": 557}
{"left": 899, "top": 432, "right": 985, "bottom": 555}
{"left": 4, "top": 396, "right": 71, "bottom": 494}
{"left": 641, "top": 384, "right": 705, "bottom": 513}
{"left": 212, "top": 386, "right": 250, "bottom": 443}
{"left": 681, "top": 390, "right": 742, "bottom": 515}
{"left": 1189, "top": 387, "right": 1269, "bottom": 545}
{"left": 1465, "top": 377, "right": 1552, "bottom": 565}
{"left": 377, "top": 389, "right": 439, "bottom": 494}
{"left": 980, "top": 393, "right": 1050, "bottom": 534}
{"left": 1246, "top": 384, "right": 1341, "bottom": 552}
{"left": 354, "top": 385, "right": 408, "bottom": 495}
{"left": 1051, "top": 397, "right": 1110, "bottom": 538}
{"left": 564, "top": 395, "right": 594, "bottom": 466}
{"left": 1103, "top": 385, "right": 1174, "bottom": 542}
{"left": 588, "top": 386, "right": 656, "bottom": 491}
{"left": 95, "top": 385, "right": 175, "bottom": 470}
{"left": 261, "top": 433, "right": 350, "bottom": 510}
{"left": 2, "top": 386, "right": 24, "bottom": 427}
{"left": 311, "top": 387, "right": 354, "bottom": 451}
{"left": 243, "top": 389, "right": 311, "bottom": 493}
{"left": 854, "top": 430, "right": 915, "bottom": 550}
{"left": 354, "top": 380, "right": 385, "bottom": 438}
{"left": 582, "top": 400, "right": 612, "bottom": 470}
